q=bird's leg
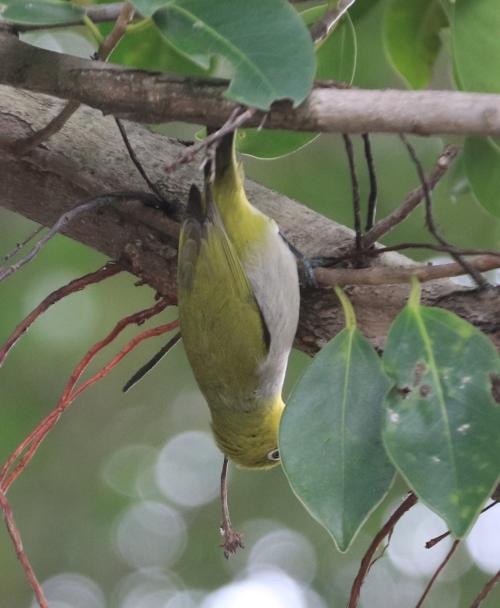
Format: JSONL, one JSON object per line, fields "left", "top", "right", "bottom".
{"left": 219, "top": 457, "right": 244, "bottom": 558}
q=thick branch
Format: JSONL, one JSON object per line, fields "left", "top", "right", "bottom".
{"left": 0, "top": 87, "right": 499, "bottom": 353}
{"left": 2, "top": 33, "right": 500, "bottom": 136}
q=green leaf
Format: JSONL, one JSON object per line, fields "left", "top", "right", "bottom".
{"left": 2, "top": 0, "right": 84, "bottom": 25}
{"left": 130, "top": 0, "right": 169, "bottom": 18}
{"left": 237, "top": 6, "right": 357, "bottom": 158}
{"left": 453, "top": 0, "right": 500, "bottom": 93}
{"left": 463, "top": 137, "right": 500, "bottom": 218}
{"left": 382, "top": 281, "right": 500, "bottom": 538}
{"left": 384, "top": 0, "right": 448, "bottom": 89}
{"left": 146, "top": 0, "right": 315, "bottom": 110}
{"left": 109, "top": 22, "right": 207, "bottom": 76}
{"left": 280, "top": 289, "right": 394, "bottom": 552}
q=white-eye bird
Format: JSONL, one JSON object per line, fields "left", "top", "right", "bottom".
{"left": 177, "top": 131, "right": 300, "bottom": 469}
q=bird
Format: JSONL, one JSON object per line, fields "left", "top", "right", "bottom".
{"left": 177, "top": 130, "right": 300, "bottom": 469}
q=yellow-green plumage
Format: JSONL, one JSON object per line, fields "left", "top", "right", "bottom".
{"left": 177, "top": 132, "right": 300, "bottom": 468}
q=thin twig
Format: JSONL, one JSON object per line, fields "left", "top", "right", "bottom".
{"left": 415, "top": 540, "right": 460, "bottom": 608}
{"left": 309, "top": 0, "right": 357, "bottom": 44}
{"left": 314, "top": 254, "right": 499, "bottom": 287}
{"left": 342, "top": 134, "right": 362, "bottom": 255}
{"left": 0, "top": 298, "right": 172, "bottom": 490}
{"left": 399, "top": 134, "right": 488, "bottom": 289}
{"left": 219, "top": 456, "right": 244, "bottom": 558}
{"left": 114, "top": 118, "right": 182, "bottom": 219}
{"left": 0, "top": 191, "right": 157, "bottom": 283}
{"left": 362, "top": 133, "right": 378, "bottom": 232}
{"left": 368, "top": 243, "right": 500, "bottom": 259}
{"left": 0, "top": 489, "right": 48, "bottom": 608}
{"left": 425, "top": 501, "right": 498, "bottom": 549}
{"left": 363, "top": 145, "right": 459, "bottom": 247}
{"left": 3, "top": 225, "right": 44, "bottom": 262}
{"left": 122, "top": 331, "right": 182, "bottom": 393}
{"left": 348, "top": 492, "right": 418, "bottom": 608}
{"left": 469, "top": 570, "right": 500, "bottom": 608}
{"left": 12, "top": 2, "right": 135, "bottom": 155}
{"left": 97, "top": 2, "right": 135, "bottom": 60}
{"left": 0, "top": 263, "right": 122, "bottom": 368}
{"left": 165, "top": 107, "right": 256, "bottom": 173}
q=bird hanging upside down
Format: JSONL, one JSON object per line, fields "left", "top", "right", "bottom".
{"left": 177, "top": 130, "right": 300, "bottom": 469}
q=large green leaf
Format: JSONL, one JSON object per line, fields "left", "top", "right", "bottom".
{"left": 2, "top": 0, "right": 84, "bottom": 25}
{"left": 280, "top": 289, "right": 394, "bottom": 552}
{"left": 237, "top": 5, "right": 357, "bottom": 158}
{"left": 134, "top": 0, "right": 315, "bottom": 110}
{"left": 463, "top": 137, "right": 500, "bottom": 218}
{"left": 384, "top": 0, "right": 448, "bottom": 89}
{"left": 110, "top": 22, "right": 207, "bottom": 77}
{"left": 453, "top": 0, "right": 500, "bottom": 93}
{"left": 382, "top": 281, "right": 500, "bottom": 538}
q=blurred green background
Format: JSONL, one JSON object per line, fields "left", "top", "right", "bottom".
{"left": 1, "top": 1, "right": 499, "bottom": 607}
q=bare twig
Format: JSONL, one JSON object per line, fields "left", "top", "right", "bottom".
{"left": 469, "top": 570, "right": 500, "bottom": 608}
{"left": 3, "top": 225, "right": 44, "bottom": 262}
{"left": 399, "top": 134, "right": 488, "bottom": 289}
{"left": 367, "top": 243, "right": 500, "bottom": 259}
{"left": 5, "top": 33, "right": 500, "bottom": 136}
{"left": 0, "top": 489, "right": 48, "bottom": 608}
{"left": 0, "top": 263, "right": 122, "bottom": 368}
{"left": 219, "top": 457, "right": 244, "bottom": 558}
{"left": 12, "top": 99, "right": 81, "bottom": 156}
{"left": 0, "top": 191, "right": 157, "bottom": 283}
{"left": 363, "top": 145, "right": 459, "bottom": 247}
{"left": 309, "top": 0, "right": 357, "bottom": 44}
{"left": 348, "top": 492, "right": 418, "bottom": 608}
{"left": 97, "top": 2, "right": 135, "bottom": 60}
{"left": 362, "top": 133, "right": 378, "bottom": 232}
{"left": 314, "top": 255, "right": 500, "bottom": 287}
{"left": 342, "top": 134, "right": 362, "bottom": 255}
{"left": 165, "top": 107, "right": 256, "bottom": 173}
{"left": 11, "top": 3, "right": 135, "bottom": 155}
{"left": 426, "top": 501, "right": 498, "bottom": 549}
{"left": 415, "top": 540, "right": 460, "bottom": 608}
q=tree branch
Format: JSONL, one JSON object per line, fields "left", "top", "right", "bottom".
{"left": 1, "top": 87, "right": 498, "bottom": 355}
{"left": 2, "top": 33, "right": 500, "bottom": 136}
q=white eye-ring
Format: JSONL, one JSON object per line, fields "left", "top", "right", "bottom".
{"left": 267, "top": 448, "right": 280, "bottom": 462}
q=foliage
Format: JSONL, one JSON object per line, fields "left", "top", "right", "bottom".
{"left": 0, "top": 1, "right": 499, "bottom": 606}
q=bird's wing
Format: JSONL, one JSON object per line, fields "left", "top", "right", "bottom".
{"left": 177, "top": 186, "right": 270, "bottom": 404}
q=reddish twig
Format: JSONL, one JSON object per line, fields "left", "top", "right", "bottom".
{"left": 71, "top": 320, "right": 178, "bottom": 401}
{"left": 0, "top": 488, "right": 48, "bottom": 608}
{"left": 415, "top": 539, "right": 460, "bottom": 608}
{"left": 469, "top": 570, "right": 500, "bottom": 608}
{"left": 470, "top": 570, "right": 500, "bottom": 608}
{"left": 0, "top": 298, "right": 173, "bottom": 491}
{"left": 0, "top": 262, "right": 122, "bottom": 368}
{"left": 347, "top": 492, "right": 418, "bottom": 608}
{"left": 425, "top": 501, "right": 498, "bottom": 549}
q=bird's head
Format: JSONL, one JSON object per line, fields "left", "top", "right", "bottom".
{"left": 211, "top": 398, "right": 285, "bottom": 469}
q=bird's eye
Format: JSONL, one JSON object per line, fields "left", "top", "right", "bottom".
{"left": 267, "top": 448, "right": 280, "bottom": 462}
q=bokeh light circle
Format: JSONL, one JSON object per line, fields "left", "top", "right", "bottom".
{"left": 114, "top": 500, "right": 187, "bottom": 568}
{"left": 155, "top": 431, "right": 222, "bottom": 507}
{"left": 30, "top": 573, "right": 105, "bottom": 608}
{"left": 248, "top": 528, "right": 317, "bottom": 584}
